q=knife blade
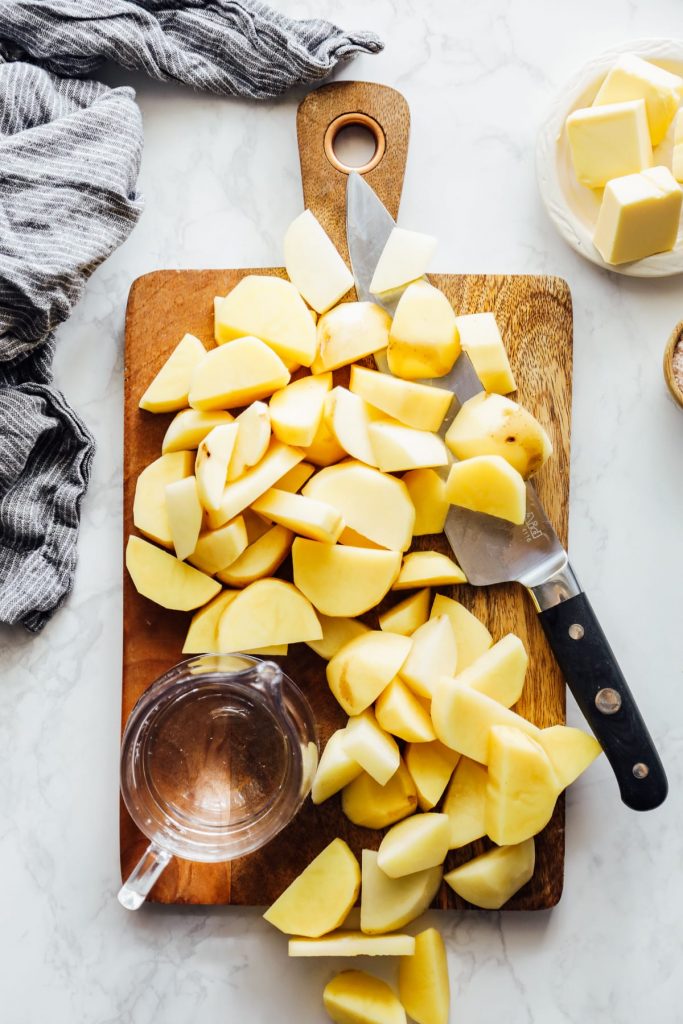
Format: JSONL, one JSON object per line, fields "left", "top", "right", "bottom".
{"left": 346, "top": 171, "right": 667, "bottom": 811}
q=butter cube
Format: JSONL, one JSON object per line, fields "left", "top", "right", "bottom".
{"left": 593, "top": 54, "right": 683, "bottom": 146}
{"left": 673, "top": 109, "right": 683, "bottom": 183}
{"left": 566, "top": 99, "right": 652, "bottom": 188}
{"left": 593, "top": 166, "right": 682, "bottom": 265}
{"left": 454, "top": 313, "right": 516, "bottom": 394}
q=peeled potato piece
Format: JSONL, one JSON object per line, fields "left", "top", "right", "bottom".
{"left": 405, "top": 740, "right": 460, "bottom": 811}
{"left": 133, "top": 451, "right": 194, "bottom": 549}
{"left": 274, "top": 461, "right": 315, "bottom": 494}
{"left": 216, "top": 577, "right": 321, "bottom": 652}
{"left": 444, "top": 838, "right": 535, "bottom": 910}
{"left": 377, "top": 812, "right": 450, "bottom": 878}
{"left": 187, "top": 517, "right": 248, "bottom": 575}
{"left": 452, "top": 633, "right": 528, "bottom": 708}
{"left": 394, "top": 551, "right": 467, "bottom": 589}
{"left": 430, "top": 595, "right": 492, "bottom": 671}
{"left": 325, "top": 386, "right": 380, "bottom": 467}
{"left": 378, "top": 589, "right": 431, "bottom": 636}
{"left": 312, "top": 301, "right": 391, "bottom": 374}
{"left": 369, "top": 421, "right": 449, "bottom": 474}
{"left": 162, "top": 408, "right": 234, "bottom": 454}
{"left": 305, "top": 402, "right": 348, "bottom": 467}
{"left": 263, "top": 838, "right": 360, "bottom": 937}
{"left": 342, "top": 759, "right": 418, "bottom": 829}
{"left": 306, "top": 614, "right": 370, "bottom": 661}
{"left": 291, "top": 932, "right": 414, "bottom": 958}
{"left": 189, "top": 336, "right": 290, "bottom": 411}
{"left": 455, "top": 312, "right": 516, "bottom": 395}
{"left": 126, "top": 535, "right": 221, "bottom": 611}
{"left": 400, "top": 615, "right": 458, "bottom": 699}
{"left": 486, "top": 726, "right": 559, "bottom": 845}
{"left": 227, "top": 401, "right": 271, "bottom": 481}
{"left": 398, "top": 928, "right": 450, "bottom": 1024}
{"left": 344, "top": 709, "right": 400, "bottom": 786}
{"left": 165, "top": 475, "right": 203, "bottom": 561}
{"left": 350, "top": 366, "right": 452, "bottom": 432}
{"left": 284, "top": 209, "right": 354, "bottom": 314}
{"left": 183, "top": 590, "right": 238, "bottom": 654}
{"left": 387, "top": 281, "right": 460, "bottom": 380}
{"left": 443, "top": 756, "right": 488, "bottom": 848}
{"left": 311, "top": 729, "right": 362, "bottom": 804}
{"left": 360, "top": 850, "right": 442, "bottom": 936}
{"left": 323, "top": 971, "right": 407, "bottom": 1024}
{"left": 445, "top": 392, "right": 552, "bottom": 479}
{"left": 205, "top": 440, "right": 304, "bottom": 529}
{"left": 293, "top": 540, "right": 401, "bottom": 618}
{"left": 216, "top": 524, "right": 293, "bottom": 587}
{"left": 375, "top": 679, "right": 436, "bottom": 743}
{"left": 139, "top": 333, "right": 206, "bottom": 412}
{"left": 446, "top": 454, "right": 526, "bottom": 525}
{"left": 195, "top": 423, "right": 239, "bottom": 511}
{"left": 269, "top": 372, "right": 332, "bottom": 449}
{"left": 370, "top": 226, "right": 436, "bottom": 294}
{"left": 303, "top": 461, "right": 415, "bottom": 553}
{"left": 432, "top": 682, "right": 539, "bottom": 764}
{"left": 402, "top": 468, "right": 449, "bottom": 535}
{"left": 536, "top": 725, "right": 602, "bottom": 789}
{"left": 327, "top": 631, "right": 411, "bottom": 716}
{"left": 215, "top": 275, "right": 317, "bottom": 366}
{"left": 251, "top": 488, "right": 344, "bottom": 543}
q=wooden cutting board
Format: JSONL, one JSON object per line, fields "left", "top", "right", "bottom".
{"left": 122, "top": 82, "right": 572, "bottom": 910}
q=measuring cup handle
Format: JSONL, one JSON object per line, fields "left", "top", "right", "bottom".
{"left": 117, "top": 841, "right": 172, "bottom": 910}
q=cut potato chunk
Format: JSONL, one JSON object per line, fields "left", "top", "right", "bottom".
{"left": 305, "top": 400, "right": 347, "bottom": 466}
{"left": 453, "top": 633, "right": 528, "bottom": 708}
{"left": 243, "top": 644, "right": 288, "bottom": 656}
{"left": 227, "top": 401, "right": 271, "bottom": 481}
{"left": 139, "top": 333, "right": 206, "bottom": 412}
{"left": 342, "top": 759, "right": 418, "bottom": 829}
{"left": 378, "top": 589, "right": 431, "bottom": 636}
{"left": 269, "top": 372, "right": 332, "bottom": 448}
{"left": 263, "top": 838, "right": 360, "bottom": 937}
{"left": 486, "top": 726, "right": 558, "bottom": 845}
{"left": 370, "top": 226, "right": 437, "bottom": 295}
{"left": 189, "top": 336, "right": 290, "bottom": 411}
{"left": 368, "top": 421, "right": 448, "bottom": 473}
{"left": 312, "top": 301, "right": 391, "bottom": 374}
{"left": 387, "top": 282, "right": 460, "bottom": 380}
{"left": 182, "top": 590, "right": 238, "bottom": 654}
{"left": 398, "top": 928, "right": 450, "bottom": 1024}
{"left": 242, "top": 507, "right": 272, "bottom": 544}
{"left": 216, "top": 524, "right": 293, "bottom": 587}
{"left": 215, "top": 275, "right": 317, "bottom": 366}
{"left": 252, "top": 488, "right": 344, "bottom": 543}
{"left": 394, "top": 551, "right": 466, "bottom": 589}
{"left": 284, "top": 209, "right": 354, "bottom": 313}
{"left": 326, "top": 387, "right": 380, "bottom": 467}
{"left": 361, "top": 850, "right": 442, "bottom": 936}
{"left": 445, "top": 392, "right": 552, "bottom": 479}
{"left": 376, "top": 678, "right": 436, "bottom": 744}
{"left": 133, "top": 451, "right": 195, "bottom": 548}
{"left": 405, "top": 740, "right": 460, "bottom": 811}
{"left": 444, "top": 838, "right": 535, "bottom": 909}
{"left": 306, "top": 614, "right": 370, "bottom": 661}
{"left": 446, "top": 454, "right": 526, "bottom": 525}
{"left": 349, "top": 366, "right": 452, "bottom": 432}
{"left": 292, "top": 932, "right": 415, "bottom": 958}
{"left": 274, "top": 461, "right": 315, "bottom": 494}
{"left": 303, "top": 461, "right": 415, "bottom": 552}
{"left": 443, "top": 756, "right": 488, "bottom": 848}
{"left": 430, "top": 595, "right": 492, "bottom": 671}
{"left": 293, "top": 540, "right": 401, "bottom": 617}
{"left": 377, "top": 812, "right": 450, "bottom": 878}
{"left": 402, "top": 469, "right": 449, "bottom": 535}
{"left": 126, "top": 535, "right": 221, "bottom": 610}
{"left": 536, "top": 725, "right": 602, "bottom": 789}
{"left": 455, "top": 312, "right": 516, "bottom": 395}
{"left": 217, "top": 577, "right": 321, "bottom": 652}
{"left": 165, "top": 476, "right": 203, "bottom": 561}
{"left": 187, "top": 517, "right": 248, "bottom": 575}
{"left": 311, "top": 729, "right": 362, "bottom": 804}
{"left": 162, "top": 408, "right": 234, "bottom": 454}
{"left": 206, "top": 440, "right": 303, "bottom": 528}
{"left": 324, "top": 971, "right": 407, "bottom": 1024}
{"left": 432, "top": 682, "right": 539, "bottom": 763}
{"left": 400, "top": 615, "right": 458, "bottom": 699}
{"left": 195, "top": 423, "right": 239, "bottom": 511}
{"left": 327, "top": 631, "right": 411, "bottom": 716}
{"left": 344, "top": 710, "right": 401, "bottom": 785}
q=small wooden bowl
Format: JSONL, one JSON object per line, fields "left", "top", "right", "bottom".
{"left": 664, "top": 321, "right": 683, "bottom": 409}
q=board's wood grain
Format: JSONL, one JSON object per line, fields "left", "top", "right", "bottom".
{"left": 122, "top": 82, "right": 572, "bottom": 910}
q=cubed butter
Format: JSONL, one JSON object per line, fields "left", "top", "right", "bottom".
{"left": 566, "top": 99, "right": 652, "bottom": 188}
{"left": 593, "top": 53, "right": 683, "bottom": 147}
{"left": 673, "top": 109, "right": 683, "bottom": 183}
{"left": 593, "top": 166, "right": 683, "bottom": 265}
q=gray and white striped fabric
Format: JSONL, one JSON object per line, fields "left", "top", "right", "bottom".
{"left": 0, "top": 2, "right": 382, "bottom": 632}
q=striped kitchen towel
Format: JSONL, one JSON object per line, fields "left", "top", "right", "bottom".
{"left": 0, "top": 1, "right": 382, "bottom": 632}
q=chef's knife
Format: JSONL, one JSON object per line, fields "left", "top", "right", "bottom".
{"left": 346, "top": 171, "right": 667, "bottom": 811}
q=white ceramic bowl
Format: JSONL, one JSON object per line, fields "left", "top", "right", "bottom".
{"left": 536, "top": 38, "right": 683, "bottom": 277}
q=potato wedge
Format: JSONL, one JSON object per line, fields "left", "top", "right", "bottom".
{"left": 182, "top": 590, "right": 238, "bottom": 654}
{"left": 430, "top": 595, "right": 492, "bottom": 671}
{"left": 388, "top": 281, "right": 460, "bottom": 380}
{"left": 293, "top": 540, "right": 401, "bottom": 617}
{"left": 378, "top": 589, "right": 431, "bottom": 636}
{"left": 284, "top": 209, "right": 353, "bottom": 314}
{"left": 451, "top": 633, "right": 528, "bottom": 708}
{"left": 323, "top": 971, "right": 407, "bottom": 1024}
{"left": 216, "top": 577, "right": 321, "bottom": 651}
{"left": 311, "top": 729, "right": 363, "bottom": 804}
{"left": 400, "top": 615, "right": 458, "bottom": 699}
{"left": 251, "top": 488, "right": 344, "bottom": 543}
{"left": 327, "top": 631, "right": 411, "bottom": 716}
{"left": 165, "top": 475, "right": 203, "bottom": 561}
{"left": 445, "top": 392, "right": 551, "bottom": 479}
{"left": 446, "top": 454, "right": 526, "bottom": 525}
{"left": 360, "top": 850, "right": 442, "bottom": 936}
{"left": 187, "top": 517, "right": 248, "bottom": 575}
{"left": 455, "top": 312, "right": 516, "bottom": 394}
{"left": 402, "top": 468, "right": 449, "bottom": 535}
{"left": 133, "top": 451, "right": 194, "bottom": 549}
{"left": 342, "top": 759, "right": 418, "bottom": 829}
{"left": 263, "top": 838, "right": 360, "bottom": 937}
{"left": 350, "top": 366, "right": 452, "bottom": 432}
{"left": 312, "top": 301, "right": 391, "bottom": 374}
{"left": 486, "top": 726, "right": 559, "bottom": 845}
{"left": 269, "top": 372, "right": 332, "bottom": 448}
{"left": 405, "top": 740, "right": 460, "bottom": 811}
{"left": 306, "top": 614, "right": 370, "bottom": 661}
{"left": 189, "top": 336, "right": 290, "bottom": 411}
{"left": 215, "top": 275, "right": 317, "bottom": 366}
{"left": 162, "top": 408, "right": 234, "bottom": 454}
{"left": 139, "top": 333, "right": 206, "bottom": 413}
{"left": 442, "top": 756, "right": 488, "bottom": 848}
{"left": 216, "top": 524, "right": 293, "bottom": 587}
{"left": 205, "top": 440, "right": 303, "bottom": 529}
{"left": 393, "top": 551, "right": 467, "bottom": 589}
{"left": 432, "top": 682, "right": 539, "bottom": 764}
{"left": 227, "top": 401, "right": 271, "bottom": 481}
{"left": 377, "top": 812, "right": 450, "bottom": 878}
{"left": 375, "top": 679, "right": 436, "bottom": 743}
{"left": 344, "top": 709, "right": 400, "bottom": 786}
{"left": 125, "top": 535, "right": 220, "bottom": 611}
{"left": 444, "top": 838, "right": 535, "bottom": 909}
{"left": 398, "top": 928, "right": 450, "bottom": 1024}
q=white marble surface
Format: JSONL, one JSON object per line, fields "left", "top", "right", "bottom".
{"left": 1, "top": 2, "right": 682, "bottom": 1021}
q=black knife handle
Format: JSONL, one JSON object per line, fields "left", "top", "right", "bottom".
{"left": 539, "top": 591, "right": 667, "bottom": 811}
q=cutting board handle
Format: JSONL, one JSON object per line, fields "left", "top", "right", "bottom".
{"left": 296, "top": 81, "right": 411, "bottom": 262}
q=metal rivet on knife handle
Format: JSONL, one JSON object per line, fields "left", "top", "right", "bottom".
{"left": 595, "top": 687, "right": 622, "bottom": 715}
{"left": 568, "top": 622, "right": 584, "bottom": 640}
{"left": 632, "top": 763, "right": 650, "bottom": 779}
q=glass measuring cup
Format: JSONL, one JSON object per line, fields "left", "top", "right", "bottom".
{"left": 118, "top": 654, "right": 318, "bottom": 910}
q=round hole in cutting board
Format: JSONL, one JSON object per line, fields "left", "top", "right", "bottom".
{"left": 324, "top": 113, "right": 385, "bottom": 174}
